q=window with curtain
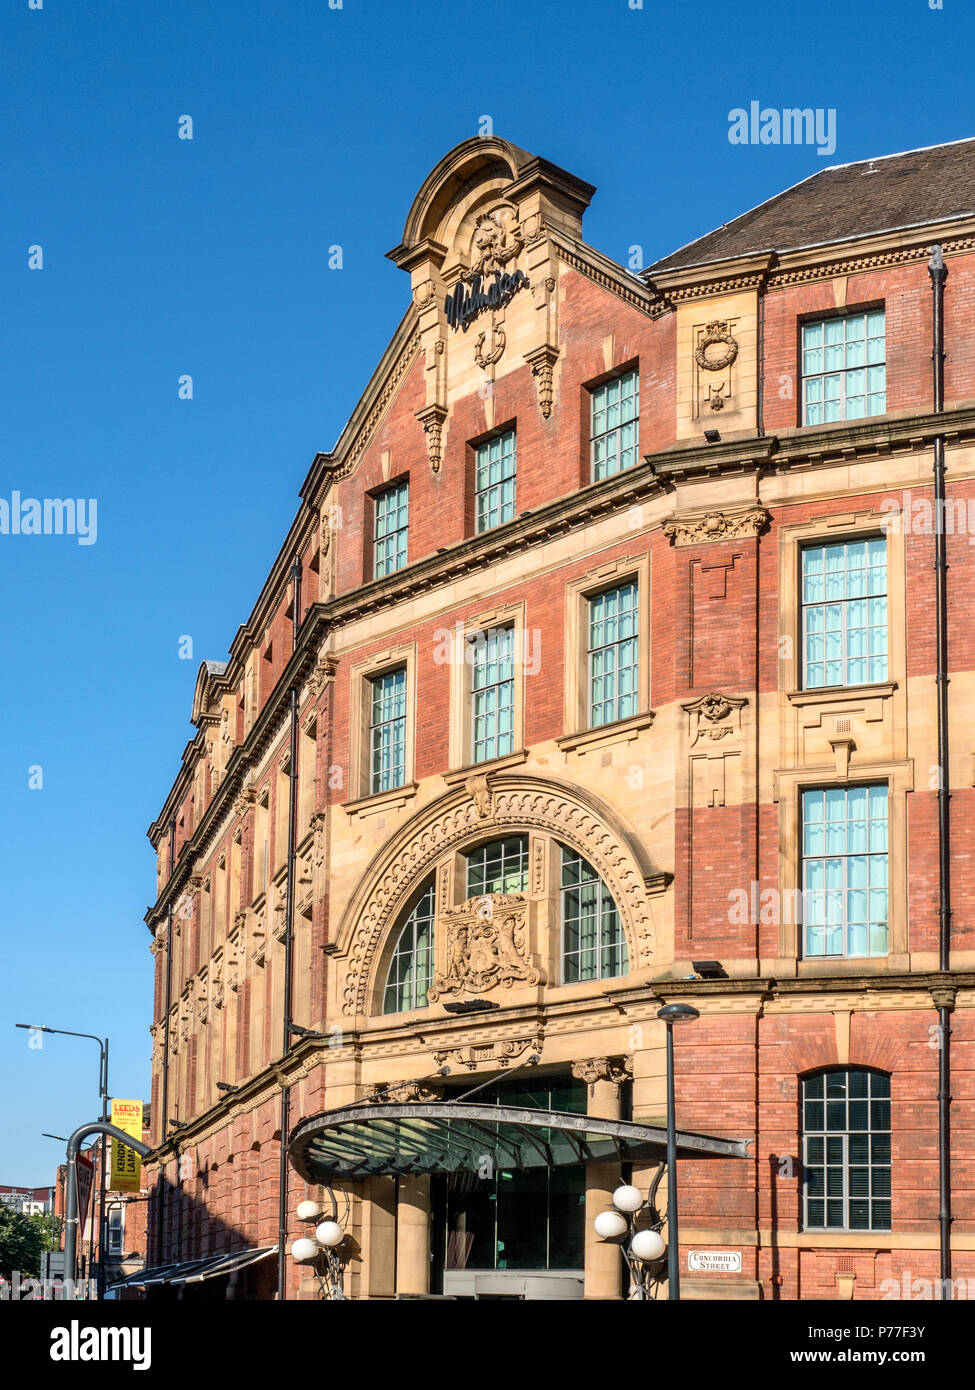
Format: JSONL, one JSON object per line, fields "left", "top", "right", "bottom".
{"left": 802, "top": 1069, "right": 891, "bottom": 1231}
{"left": 383, "top": 882, "right": 435, "bottom": 1013}
{"left": 561, "top": 845, "right": 628, "bottom": 983}
{"left": 802, "top": 539, "right": 888, "bottom": 689}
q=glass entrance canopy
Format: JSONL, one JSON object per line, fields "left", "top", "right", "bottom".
{"left": 289, "top": 1101, "right": 750, "bottom": 1183}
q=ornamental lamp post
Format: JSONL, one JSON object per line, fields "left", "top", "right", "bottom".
{"left": 657, "top": 1002, "right": 700, "bottom": 1300}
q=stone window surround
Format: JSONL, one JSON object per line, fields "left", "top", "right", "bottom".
{"left": 345, "top": 641, "right": 419, "bottom": 811}
{"left": 771, "top": 759, "right": 914, "bottom": 972}
{"left": 561, "top": 552, "right": 652, "bottom": 741}
{"left": 447, "top": 600, "right": 528, "bottom": 774}
{"left": 777, "top": 507, "right": 905, "bottom": 699}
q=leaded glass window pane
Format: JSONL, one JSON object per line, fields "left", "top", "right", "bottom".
{"left": 370, "top": 668, "right": 407, "bottom": 794}
{"left": 802, "top": 1069, "right": 891, "bottom": 1232}
{"left": 475, "top": 430, "right": 517, "bottom": 533}
{"left": 561, "top": 845, "right": 628, "bottom": 983}
{"left": 802, "top": 539, "right": 887, "bottom": 688}
{"left": 802, "top": 313, "right": 886, "bottom": 425}
{"left": 802, "top": 784, "right": 888, "bottom": 958}
{"left": 383, "top": 882, "right": 435, "bottom": 1013}
{"left": 588, "top": 581, "right": 638, "bottom": 728}
{"left": 591, "top": 369, "right": 640, "bottom": 481}
{"left": 470, "top": 626, "right": 515, "bottom": 765}
{"left": 374, "top": 481, "right": 409, "bottom": 578}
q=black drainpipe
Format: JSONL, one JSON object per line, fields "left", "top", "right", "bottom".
{"left": 929, "top": 244, "right": 952, "bottom": 1295}
{"left": 277, "top": 554, "right": 302, "bottom": 1300}
{"left": 155, "top": 814, "right": 176, "bottom": 1265}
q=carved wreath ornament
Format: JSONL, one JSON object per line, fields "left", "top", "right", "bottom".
{"left": 695, "top": 321, "right": 739, "bottom": 372}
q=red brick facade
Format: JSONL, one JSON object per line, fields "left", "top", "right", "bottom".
{"left": 143, "top": 136, "right": 975, "bottom": 1300}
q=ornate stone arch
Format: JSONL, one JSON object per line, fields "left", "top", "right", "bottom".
{"left": 337, "top": 772, "right": 669, "bottom": 1019}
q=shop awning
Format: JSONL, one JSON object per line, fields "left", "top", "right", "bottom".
{"left": 171, "top": 1245, "right": 277, "bottom": 1284}
{"left": 288, "top": 1101, "right": 750, "bottom": 1183}
{"left": 107, "top": 1246, "right": 277, "bottom": 1290}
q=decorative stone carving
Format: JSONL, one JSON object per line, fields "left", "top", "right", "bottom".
{"left": 682, "top": 692, "right": 748, "bottom": 746}
{"left": 571, "top": 1055, "right": 634, "bottom": 1098}
{"left": 466, "top": 773, "right": 493, "bottom": 820}
{"left": 524, "top": 344, "right": 559, "bottom": 419}
{"left": 211, "top": 953, "right": 224, "bottom": 1010}
{"left": 428, "top": 895, "right": 540, "bottom": 1001}
{"left": 365, "top": 1080, "right": 444, "bottom": 1105}
{"left": 308, "top": 656, "right": 338, "bottom": 699}
{"left": 662, "top": 508, "right": 769, "bottom": 547}
{"left": 233, "top": 786, "right": 256, "bottom": 819}
{"left": 694, "top": 320, "right": 739, "bottom": 372}
{"left": 311, "top": 811, "right": 327, "bottom": 867}
{"left": 341, "top": 776, "right": 659, "bottom": 1016}
{"left": 466, "top": 208, "right": 523, "bottom": 280}
{"left": 433, "top": 1032, "right": 544, "bottom": 1072}
{"left": 474, "top": 322, "right": 505, "bottom": 372}
{"left": 272, "top": 900, "right": 287, "bottom": 944}
{"left": 416, "top": 402, "right": 448, "bottom": 472}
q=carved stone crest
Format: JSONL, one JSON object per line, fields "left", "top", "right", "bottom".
{"left": 682, "top": 691, "right": 748, "bottom": 746}
{"left": 365, "top": 1080, "right": 444, "bottom": 1105}
{"left": 428, "top": 894, "right": 540, "bottom": 1000}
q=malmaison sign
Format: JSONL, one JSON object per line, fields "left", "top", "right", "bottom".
{"left": 444, "top": 269, "right": 529, "bottom": 332}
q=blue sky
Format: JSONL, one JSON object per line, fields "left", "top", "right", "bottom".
{"left": 1, "top": 0, "right": 971, "bottom": 1182}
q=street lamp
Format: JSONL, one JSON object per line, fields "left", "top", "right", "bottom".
{"left": 17, "top": 1023, "right": 110, "bottom": 1300}
{"left": 289, "top": 1198, "right": 347, "bottom": 1299}
{"left": 592, "top": 1180, "right": 668, "bottom": 1299}
{"left": 657, "top": 1002, "right": 699, "bottom": 1301}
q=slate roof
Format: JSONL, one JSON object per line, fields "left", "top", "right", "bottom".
{"left": 648, "top": 137, "right": 975, "bottom": 274}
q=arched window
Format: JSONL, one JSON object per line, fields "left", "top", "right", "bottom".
{"left": 802, "top": 1068, "right": 891, "bottom": 1231}
{"left": 465, "top": 836, "right": 529, "bottom": 897}
{"left": 383, "top": 881, "right": 435, "bottom": 1014}
{"left": 560, "top": 845, "right": 628, "bottom": 983}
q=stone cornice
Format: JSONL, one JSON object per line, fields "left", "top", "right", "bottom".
{"left": 608, "top": 970, "right": 975, "bottom": 1003}
{"left": 641, "top": 212, "right": 975, "bottom": 298}
{"left": 549, "top": 228, "right": 669, "bottom": 320}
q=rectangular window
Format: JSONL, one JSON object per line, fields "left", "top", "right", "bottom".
{"left": 802, "top": 785, "right": 889, "bottom": 958}
{"left": 802, "top": 311, "right": 886, "bottom": 426}
{"left": 802, "top": 539, "right": 888, "bottom": 688}
{"left": 374, "top": 481, "right": 409, "bottom": 578}
{"left": 466, "top": 836, "right": 529, "bottom": 897}
{"left": 803, "top": 1070, "right": 891, "bottom": 1232}
{"left": 107, "top": 1206, "right": 124, "bottom": 1255}
{"left": 588, "top": 582, "right": 638, "bottom": 727}
{"left": 470, "top": 627, "right": 514, "bottom": 765}
{"left": 591, "top": 369, "right": 639, "bottom": 481}
{"left": 475, "top": 429, "right": 516, "bottom": 533}
{"left": 369, "top": 668, "right": 407, "bottom": 794}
